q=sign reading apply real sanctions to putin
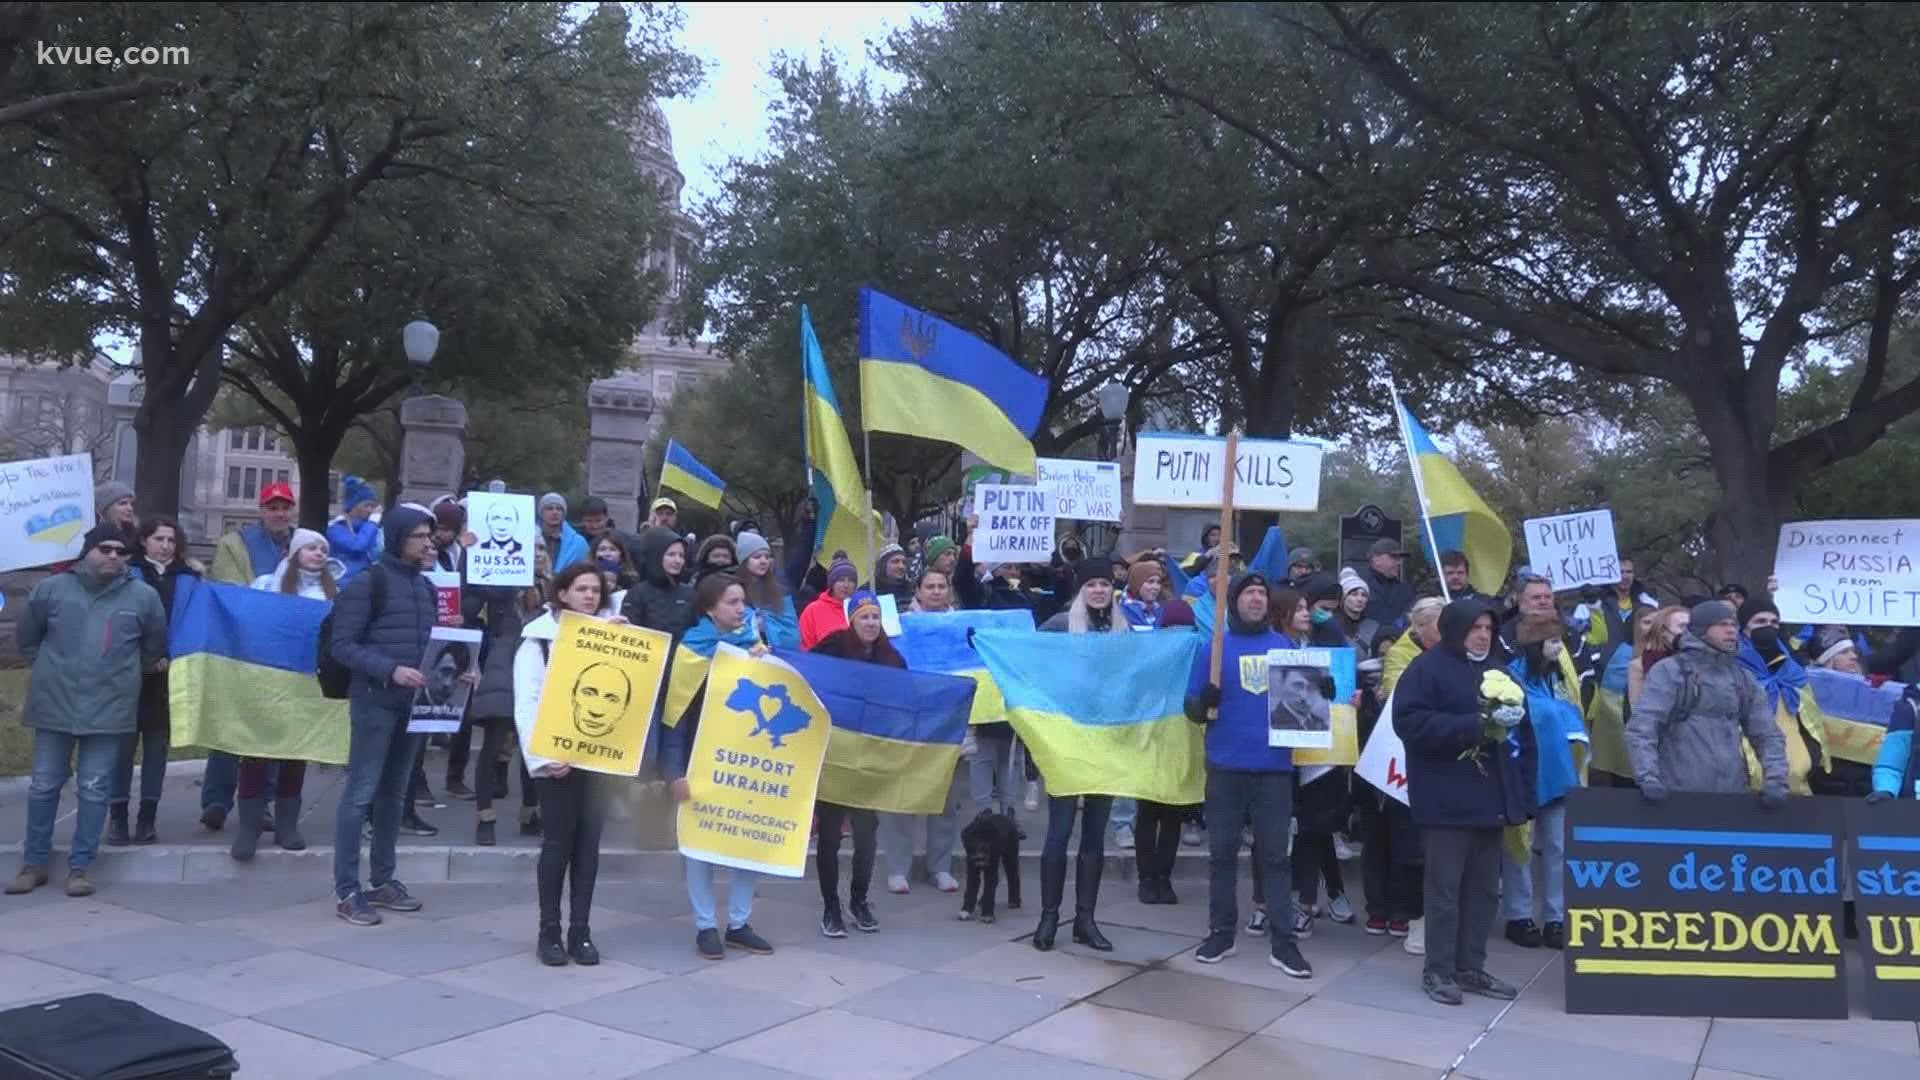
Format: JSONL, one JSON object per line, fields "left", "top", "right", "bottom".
{"left": 528, "top": 612, "right": 671, "bottom": 776}
{"left": 1772, "top": 519, "right": 1920, "bottom": 627}
{"left": 1131, "top": 431, "right": 1323, "bottom": 512}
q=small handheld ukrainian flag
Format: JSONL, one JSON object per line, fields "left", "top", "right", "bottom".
{"left": 1393, "top": 391, "right": 1512, "bottom": 596}
{"left": 857, "top": 287, "right": 1046, "bottom": 474}
{"left": 660, "top": 439, "right": 726, "bottom": 510}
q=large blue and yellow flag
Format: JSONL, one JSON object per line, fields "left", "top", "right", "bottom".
{"left": 857, "top": 287, "right": 1046, "bottom": 474}
{"left": 1808, "top": 667, "right": 1893, "bottom": 766}
{"left": 167, "top": 578, "right": 349, "bottom": 764}
{"left": 1395, "top": 395, "right": 1511, "bottom": 594}
{"left": 972, "top": 628, "right": 1206, "bottom": 804}
{"left": 895, "top": 609, "right": 1034, "bottom": 724}
{"left": 777, "top": 648, "right": 974, "bottom": 814}
{"left": 803, "top": 305, "right": 876, "bottom": 573}
{"left": 661, "top": 439, "right": 726, "bottom": 510}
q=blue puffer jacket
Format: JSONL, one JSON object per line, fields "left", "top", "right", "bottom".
{"left": 1394, "top": 598, "right": 1537, "bottom": 829}
{"left": 328, "top": 506, "right": 437, "bottom": 709}
{"left": 1872, "top": 685, "right": 1919, "bottom": 799}
{"left": 327, "top": 516, "right": 382, "bottom": 583}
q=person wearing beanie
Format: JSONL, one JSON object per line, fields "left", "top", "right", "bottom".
{"left": 1736, "top": 594, "right": 1828, "bottom": 796}
{"left": 6, "top": 524, "right": 165, "bottom": 898}
{"left": 94, "top": 481, "right": 137, "bottom": 537}
{"left": 328, "top": 476, "right": 384, "bottom": 584}
{"left": 1501, "top": 613, "right": 1588, "bottom": 951}
{"left": 204, "top": 479, "right": 299, "bottom": 831}
{"left": 1286, "top": 548, "right": 1319, "bottom": 589}
{"left": 1335, "top": 569, "right": 1380, "bottom": 657}
{"left": 870, "top": 543, "right": 913, "bottom": 608}
{"left": 734, "top": 532, "right": 799, "bottom": 649}
{"left": 429, "top": 500, "right": 468, "bottom": 575}
{"left": 535, "top": 493, "right": 589, "bottom": 573}
{"left": 800, "top": 556, "right": 860, "bottom": 649}
{"left": 924, "top": 536, "right": 959, "bottom": 579}
{"left": 328, "top": 504, "right": 442, "bottom": 926}
{"left": 1626, "top": 599, "right": 1787, "bottom": 806}
{"left": 1810, "top": 627, "right": 1863, "bottom": 673}
{"left": 807, "top": 589, "right": 904, "bottom": 936}
{"left": 694, "top": 534, "right": 739, "bottom": 585}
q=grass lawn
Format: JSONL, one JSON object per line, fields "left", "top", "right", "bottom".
{"left": 0, "top": 666, "right": 205, "bottom": 777}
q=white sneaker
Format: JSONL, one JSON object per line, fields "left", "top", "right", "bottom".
{"left": 1404, "top": 917, "right": 1426, "bottom": 956}
{"left": 1024, "top": 781, "right": 1041, "bottom": 811}
{"left": 932, "top": 871, "right": 959, "bottom": 893}
{"left": 1328, "top": 894, "right": 1355, "bottom": 924}
{"left": 886, "top": 874, "right": 911, "bottom": 895}
{"left": 1114, "top": 824, "right": 1135, "bottom": 851}
{"left": 1334, "top": 833, "right": 1363, "bottom": 862}
{"left": 1291, "top": 907, "right": 1316, "bottom": 940}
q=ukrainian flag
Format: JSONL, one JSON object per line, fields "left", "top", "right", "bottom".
{"left": 1807, "top": 667, "right": 1893, "bottom": 766}
{"left": 896, "top": 609, "right": 1034, "bottom": 724}
{"left": 972, "top": 628, "right": 1206, "bottom": 804}
{"left": 1395, "top": 397, "right": 1512, "bottom": 594}
{"left": 803, "top": 305, "right": 876, "bottom": 573}
{"left": 857, "top": 287, "right": 1046, "bottom": 474}
{"left": 660, "top": 440, "right": 726, "bottom": 510}
{"left": 166, "top": 578, "right": 349, "bottom": 764}
{"left": 778, "top": 648, "right": 974, "bottom": 814}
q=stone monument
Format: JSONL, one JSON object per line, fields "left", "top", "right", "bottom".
{"left": 586, "top": 376, "right": 654, "bottom": 533}
{"left": 397, "top": 394, "right": 468, "bottom": 507}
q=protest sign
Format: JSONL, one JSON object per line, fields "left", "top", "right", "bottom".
{"left": 1293, "top": 647, "right": 1358, "bottom": 769}
{"left": 463, "top": 491, "right": 536, "bottom": 587}
{"left": 1773, "top": 519, "right": 1920, "bottom": 627}
{"left": 1354, "top": 693, "right": 1409, "bottom": 805}
{"left": 1845, "top": 799, "right": 1920, "bottom": 1020}
{"left": 1563, "top": 788, "right": 1847, "bottom": 1019}
{"left": 0, "top": 452, "right": 94, "bottom": 573}
{"left": 972, "top": 484, "right": 1054, "bottom": 562}
{"left": 1265, "top": 648, "right": 1337, "bottom": 751}
{"left": 1523, "top": 508, "right": 1619, "bottom": 591}
{"left": 408, "top": 626, "right": 482, "bottom": 734}
{"left": 1035, "top": 457, "right": 1121, "bottom": 522}
{"left": 1132, "top": 432, "right": 1323, "bottom": 513}
{"left": 677, "top": 644, "right": 831, "bottom": 876}
{"left": 425, "top": 571, "right": 462, "bottom": 627}
{"left": 527, "top": 611, "right": 671, "bottom": 775}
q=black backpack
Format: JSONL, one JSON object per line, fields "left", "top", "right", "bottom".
{"left": 318, "top": 566, "right": 386, "bottom": 700}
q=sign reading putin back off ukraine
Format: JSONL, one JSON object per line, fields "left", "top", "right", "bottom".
{"left": 529, "top": 612, "right": 671, "bottom": 776}
{"left": 677, "top": 644, "right": 830, "bottom": 878}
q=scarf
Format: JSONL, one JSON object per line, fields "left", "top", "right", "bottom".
{"left": 1118, "top": 597, "right": 1161, "bottom": 629}
{"left": 681, "top": 614, "right": 762, "bottom": 659}
{"left": 1738, "top": 636, "right": 1807, "bottom": 718}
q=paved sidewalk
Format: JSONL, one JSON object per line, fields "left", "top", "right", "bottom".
{"left": 0, "top": 870, "right": 1914, "bottom": 1080}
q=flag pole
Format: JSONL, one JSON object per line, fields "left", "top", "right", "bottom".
{"left": 1209, "top": 430, "right": 1239, "bottom": 703}
{"left": 1389, "top": 379, "right": 1450, "bottom": 604}
{"left": 799, "top": 307, "right": 817, "bottom": 565}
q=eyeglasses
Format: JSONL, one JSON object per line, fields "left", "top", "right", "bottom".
{"left": 95, "top": 546, "right": 129, "bottom": 557}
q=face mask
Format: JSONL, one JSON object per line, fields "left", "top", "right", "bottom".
{"left": 1749, "top": 625, "right": 1780, "bottom": 651}
{"left": 597, "top": 556, "right": 620, "bottom": 572}
{"left": 1310, "top": 608, "right": 1332, "bottom": 625}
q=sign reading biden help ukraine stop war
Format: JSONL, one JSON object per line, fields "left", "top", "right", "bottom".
{"left": 677, "top": 644, "right": 830, "bottom": 877}
{"left": 528, "top": 612, "right": 671, "bottom": 776}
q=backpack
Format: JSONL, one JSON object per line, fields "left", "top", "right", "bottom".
{"left": 1666, "top": 650, "right": 1755, "bottom": 729}
{"left": 317, "top": 566, "right": 386, "bottom": 699}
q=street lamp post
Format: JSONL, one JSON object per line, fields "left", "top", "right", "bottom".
{"left": 403, "top": 318, "right": 440, "bottom": 392}
{"left": 1095, "top": 382, "right": 1128, "bottom": 460}
{"left": 395, "top": 318, "right": 467, "bottom": 507}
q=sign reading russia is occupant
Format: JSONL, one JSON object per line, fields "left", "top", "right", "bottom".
{"left": 972, "top": 484, "right": 1054, "bottom": 562}
{"left": 528, "top": 612, "right": 671, "bottom": 775}
{"left": 1773, "top": 519, "right": 1920, "bottom": 627}
{"left": 677, "top": 645, "right": 830, "bottom": 877}
{"left": 1523, "top": 508, "right": 1619, "bottom": 591}
{"left": 1131, "top": 432, "right": 1323, "bottom": 512}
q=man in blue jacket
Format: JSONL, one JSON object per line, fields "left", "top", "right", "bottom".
{"left": 1870, "top": 683, "right": 1919, "bottom": 803}
{"left": 1395, "top": 597, "right": 1537, "bottom": 1006}
{"left": 1184, "top": 572, "right": 1313, "bottom": 979}
{"left": 328, "top": 505, "right": 440, "bottom": 926}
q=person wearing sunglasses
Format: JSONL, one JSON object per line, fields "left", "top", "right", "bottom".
{"left": 6, "top": 526, "right": 168, "bottom": 898}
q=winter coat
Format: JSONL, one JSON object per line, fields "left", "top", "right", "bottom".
{"left": 1627, "top": 632, "right": 1787, "bottom": 796}
{"left": 1392, "top": 598, "right": 1537, "bottom": 828}
{"left": 18, "top": 568, "right": 167, "bottom": 737}
{"left": 1359, "top": 566, "right": 1414, "bottom": 631}
{"left": 251, "top": 559, "right": 339, "bottom": 602}
{"left": 798, "top": 590, "right": 849, "bottom": 650}
{"left": 133, "top": 557, "right": 197, "bottom": 736}
{"left": 620, "top": 526, "right": 695, "bottom": 641}
{"left": 513, "top": 608, "right": 567, "bottom": 777}
{"left": 326, "top": 517, "right": 382, "bottom": 583}
{"left": 542, "top": 520, "right": 590, "bottom": 576}
{"left": 1380, "top": 630, "right": 1421, "bottom": 699}
{"left": 469, "top": 590, "right": 537, "bottom": 720}
{"left": 327, "top": 507, "right": 438, "bottom": 710}
{"left": 1872, "top": 684, "right": 1919, "bottom": 799}
{"left": 210, "top": 524, "right": 289, "bottom": 586}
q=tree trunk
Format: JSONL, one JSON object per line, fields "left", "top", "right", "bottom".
{"left": 294, "top": 432, "right": 341, "bottom": 532}
{"left": 1691, "top": 382, "right": 1790, "bottom": 590}
{"left": 130, "top": 397, "right": 197, "bottom": 520}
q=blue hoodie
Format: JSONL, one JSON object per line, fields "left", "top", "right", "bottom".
{"left": 1186, "top": 574, "right": 1294, "bottom": 773}
{"left": 327, "top": 516, "right": 382, "bottom": 582}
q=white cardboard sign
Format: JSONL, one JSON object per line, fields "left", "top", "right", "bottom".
{"left": 1034, "top": 458, "right": 1121, "bottom": 522}
{"left": 1522, "top": 508, "right": 1619, "bottom": 592}
{"left": 1131, "top": 432, "right": 1323, "bottom": 512}
{"left": 464, "top": 491, "right": 535, "bottom": 587}
{"left": 972, "top": 484, "right": 1054, "bottom": 563}
{"left": 0, "top": 453, "right": 94, "bottom": 573}
{"left": 1355, "top": 693, "right": 1410, "bottom": 806}
{"left": 1773, "top": 519, "right": 1920, "bottom": 627}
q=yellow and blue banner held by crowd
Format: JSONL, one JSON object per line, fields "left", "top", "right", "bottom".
{"left": 660, "top": 439, "right": 726, "bottom": 510}
{"left": 1396, "top": 397, "right": 1511, "bottom": 595}
{"left": 857, "top": 287, "right": 1047, "bottom": 474}
{"left": 677, "top": 644, "right": 832, "bottom": 877}
{"left": 166, "top": 577, "right": 349, "bottom": 764}
{"left": 778, "top": 647, "right": 975, "bottom": 815}
{"left": 894, "top": 609, "right": 1036, "bottom": 725}
{"left": 801, "top": 304, "right": 875, "bottom": 573}
{"left": 972, "top": 627, "right": 1206, "bottom": 805}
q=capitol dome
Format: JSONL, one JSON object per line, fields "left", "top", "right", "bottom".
{"left": 627, "top": 99, "right": 684, "bottom": 207}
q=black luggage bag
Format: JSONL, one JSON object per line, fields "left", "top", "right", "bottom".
{"left": 0, "top": 994, "right": 236, "bottom": 1079}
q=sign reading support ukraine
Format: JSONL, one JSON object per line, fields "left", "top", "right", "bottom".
{"left": 676, "top": 644, "right": 830, "bottom": 877}
{"left": 1563, "top": 788, "right": 1846, "bottom": 1019}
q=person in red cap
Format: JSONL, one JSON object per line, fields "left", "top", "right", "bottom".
{"left": 200, "top": 481, "right": 299, "bottom": 831}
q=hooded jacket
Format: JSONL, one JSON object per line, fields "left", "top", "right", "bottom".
{"left": 620, "top": 526, "right": 694, "bottom": 639}
{"left": 326, "top": 516, "right": 382, "bottom": 583}
{"left": 1392, "top": 598, "right": 1537, "bottom": 828}
{"left": 1183, "top": 574, "right": 1294, "bottom": 773}
{"left": 18, "top": 564, "right": 167, "bottom": 737}
{"left": 327, "top": 506, "right": 437, "bottom": 709}
{"left": 799, "top": 588, "right": 850, "bottom": 650}
{"left": 1627, "top": 631, "right": 1787, "bottom": 797}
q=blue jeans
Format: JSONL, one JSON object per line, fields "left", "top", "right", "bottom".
{"left": 878, "top": 764, "right": 966, "bottom": 879}
{"left": 967, "top": 731, "right": 1016, "bottom": 812}
{"left": 1111, "top": 797, "right": 1137, "bottom": 831}
{"left": 1501, "top": 798, "right": 1567, "bottom": 923}
{"left": 1042, "top": 794, "right": 1111, "bottom": 862}
{"left": 24, "top": 731, "right": 121, "bottom": 871}
{"left": 111, "top": 729, "right": 169, "bottom": 806}
{"left": 201, "top": 751, "right": 278, "bottom": 811}
{"left": 685, "top": 857, "right": 759, "bottom": 931}
{"left": 333, "top": 700, "right": 419, "bottom": 900}
{"left": 1204, "top": 769, "right": 1294, "bottom": 939}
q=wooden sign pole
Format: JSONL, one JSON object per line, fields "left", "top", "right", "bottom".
{"left": 1208, "top": 431, "right": 1240, "bottom": 699}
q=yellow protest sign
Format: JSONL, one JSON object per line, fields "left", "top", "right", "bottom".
{"left": 528, "top": 611, "right": 671, "bottom": 776}
{"left": 677, "top": 644, "right": 830, "bottom": 877}
{"left": 1293, "top": 701, "right": 1359, "bottom": 767}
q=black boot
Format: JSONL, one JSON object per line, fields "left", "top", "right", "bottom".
{"left": 1072, "top": 853, "right": 1114, "bottom": 951}
{"left": 1154, "top": 822, "right": 1182, "bottom": 904}
{"left": 1032, "top": 853, "right": 1067, "bottom": 951}
{"left": 538, "top": 922, "right": 567, "bottom": 966}
{"left": 568, "top": 924, "right": 600, "bottom": 966}
{"left": 106, "top": 804, "right": 131, "bottom": 847}
{"left": 133, "top": 800, "right": 158, "bottom": 845}
{"left": 230, "top": 797, "right": 266, "bottom": 862}
{"left": 273, "top": 797, "right": 306, "bottom": 851}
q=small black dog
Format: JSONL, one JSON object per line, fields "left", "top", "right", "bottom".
{"left": 960, "top": 809, "right": 1021, "bottom": 924}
